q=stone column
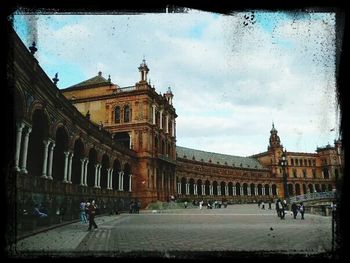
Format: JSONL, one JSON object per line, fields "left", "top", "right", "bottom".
{"left": 129, "top": 174, "right": 132, "bottom": 192}
{"left": 84, "top": 159, "right": 89, "bottom": 186}
{"left": 247, "top": 186, "right": 251, "bottom": 196}
{"left": 109, "top": 169, "right": 113, "bottom": 189}
{"left": 217, "top": 186, "right": 221, "bottom": 196}
{"left": 186, "top": 183, "right": 189, "bottom": 195}
{"left": 225, "top": 185, "right": 228, "bottom": 196}
{"left": 269, "top": 186, "right": 273, "bottom": 196}
{"left": 159, "top": 109, "right": 163, "bottom": 129}
{"left": 63, "top": 151, "right": 70, "bottom": 183}
{"left": 41, "top": 140, "right": 50, "bottom": 178}
{"left": 152, "top": 105, "right": 156, "bottom": 125}
{"left": 194, "top": 184, "right": 198, "bottom": 195}
{"left": 202, "top": 185, "right": 205, "bottom": 195}
{"left": 240, "top": 186, "right": 243, "bottom": 195}
{"left": 94, "top": 164, "right": 99, "bottom": 188}
{"left": 120, "top": 171, "right": 124, "bottom": 191}
{"left": 67, "top": 153, "right": 73, "bottom": 183}
{"left": 210, "top": 185, "right": 213, "bottom": 196}
{"left": 166, "top": 115, "right": 169, "bottom": 133}
{"left": 20, "top": 127, "right": 32, "bottom": 174}
{"left": 80, "top": 158, "right": 86, "bottom": 186}
{"left": 97, "top": 165, "right": 102, "bottom": 188}
{"left": 255, "top": 188, "right": 258, "bottom": 196}
{"left": 106, "top": 168, "right": 111, "bottom": 189}
{"left": 233, "top": 186, "right": 236, "bottom": 196}
{"left": 47, "top": 142, "right": 55, "bottom": 180}
{"left": 172, "top": 119, "right": 175, "bottom": 137}
{"left": 14, "top": 122, "right": 25, "bottom": 171}
{"left": 262, "top": 187, "right": 266, "bottom": 196}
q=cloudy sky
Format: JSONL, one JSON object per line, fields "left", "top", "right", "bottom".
{"left": 12, "top": 9, "right": 340, "bottom": 157}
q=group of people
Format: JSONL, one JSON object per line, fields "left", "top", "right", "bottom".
{"left": 275, "top": 199, "right": 305, "bottom": 220}
{"left": 129, "top": 200, "right": 141, "bottom": 214}
{"left": 79, "top": 200, "right": 98, "bottom": 231}
{"left": 258, "top": 200, "right": 272, "bottom": 210}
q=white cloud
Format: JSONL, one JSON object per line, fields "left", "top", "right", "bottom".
{"left": 14, "top": 10, "right": 339, "bottom": 156}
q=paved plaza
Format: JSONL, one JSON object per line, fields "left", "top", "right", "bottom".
{"left": 9, "top": 204, "right": 334, "bottom": 258}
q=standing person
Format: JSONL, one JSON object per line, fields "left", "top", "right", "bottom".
{"left": 278, "top": 199, "right": 285, "bottom": 219}
{"left": 79, "top": 200, "right": 87, "bottom": 223}
{"left": 85, "top": 202, "right": 90, "bottom": 221}
{"left": 261, "top": 201, "right": 265, "bottom": 210}
{"left": 291, "top": 202, "right": 298, "bottom": 219}
{"left": 268, "top": 200, "right": 272, "bottom": 210}
{"left": 275, "top": 199, "right": 281, "bottom": 218}
{"left": 184, "top": 201, "right": 188, "bottom": 208}
{"left": 299, "top": 202, "right": 305, "bottom": 220}
{"left": 129, "top": 200, "right": 134, "bottom": 214}
{"left": 199, "top": 200, "right": 203, "bottom": 210}
{"left": 87, "top": 200, "right": 98, "bottom": 231}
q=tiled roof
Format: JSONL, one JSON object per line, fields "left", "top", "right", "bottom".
{"left": 176, "top": 146, "right": 265, "bottom": 170}
{"left": 64, "top": 72, "right": 111, "bottom": 90}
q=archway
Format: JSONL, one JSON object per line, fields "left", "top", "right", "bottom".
{"left": 123, "top": 163, "right": 131, "bottom": 191}
{"left": 236, "top": 183, "right": 241, "bottom": 196}
{"left": 197, "top": 179, "right": 202, "bottom": 196}
{"left": 228, "top": 182, "right": 233, "bottom": 196}
{"left": 220, "top": 181, "right": 226, "bottom": 196}
{"left": 112, "top": 159, "right": 121, "bottom": 190}
{"left": 205, "top": 180, "right": 210, "bottom": 196}
{"left": 295, "top": 184, "right": 301, "bottom": 195}
{"left": 257, "top": 184, "right": 263, "bottom": 196}
{"left": 71, "top": 139, "right": 84, "bottom": 185}
{"left": 271, "top": 184, "right": 277, "bottom": 196}
{"left": 100, "top": 154, "right": 109, "bottom": 189}
{"left": 213, "top": 181, "right": 218, "bottom": 196}
{"left": 243, "top": 183, "right": 248, "bottom": 196}
{"left": 264, "top": 184, "right": 270, "bottom": 196}
{"left": 189, "top": 178, "right": 195, "bottom": 195}
{"left": 249, "top": 183, "right": 255, "bottom": 196}
{"left": 87, "top": 148, "right": 97, "bottom": 187}
{"left": 181, "top": 177, "right": 186, "bottom": 195}
{"left": 52, "top": 126, "right": 68, "bottom": 181}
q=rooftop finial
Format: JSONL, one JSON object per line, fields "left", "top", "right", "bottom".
{"left": 29, "top": 41, "right": 37, "bottom": 55}
{"left": 108, "top": 75, "right": 111, "bottom": 82}
{"left": 52, "top": 73, "right": 59, "bottom": 85}
{"left": 98, "top": 71, "right": 102, "bottom": 76}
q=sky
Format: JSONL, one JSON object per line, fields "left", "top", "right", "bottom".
{"left": 11, "top": 9, "right": 340, "bottom": 157}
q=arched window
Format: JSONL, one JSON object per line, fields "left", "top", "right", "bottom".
{"left": 114, "top": 106, "right": 121, "bottom": 123}
{"left": 124, "top": 105, "right": 131, "bottom": 123}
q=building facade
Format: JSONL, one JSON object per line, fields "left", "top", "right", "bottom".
{"left": 9, "top": 28, "right": 343, "bottom": 222}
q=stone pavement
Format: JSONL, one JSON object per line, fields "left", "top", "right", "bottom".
{"left": 9, "top": 204, "right": 334, "bottom": 258}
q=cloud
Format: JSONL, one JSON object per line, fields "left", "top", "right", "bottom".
{"left": 13, "top": 10, "right": 339, "bottom": 156}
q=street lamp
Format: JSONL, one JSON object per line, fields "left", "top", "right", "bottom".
{"left": 279, "top": 149, "right": 289, "bottom": 202}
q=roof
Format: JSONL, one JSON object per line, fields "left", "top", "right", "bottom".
{"left": 63, "top": 72, "right": 113, "bottom": 90}
{"left": 176, "top": 146, "right": 265, "bottom": 170}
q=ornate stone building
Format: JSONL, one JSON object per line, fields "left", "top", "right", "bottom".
{"left": 9, "top": 27, "right": 342, "bottom": 223}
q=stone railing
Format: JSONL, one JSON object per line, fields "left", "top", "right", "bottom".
{"left": 289, "top": 191, "right": 336, "bottom": 203}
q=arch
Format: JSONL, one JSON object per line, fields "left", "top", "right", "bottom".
{"left": 315, "top": 184, "right": 321, "bottom": 192}
{"left": 249, "top": 183, "right": 254, "bottom": 196}
{"left": 27, "top": 108, "right": 50, "bottom": 176}
{"left": 302, "top": 184, "right": 307, "bottom": 194}
{"left": 123, "top": 163, "right": 131, "bottom": 191}
{"left": 100, "top": 154, "right": 110, "bottom": 189}
{"left": 189, "top": 178, "right": 195, "bottom": 195}
{"left": 205, "top": 180, "right": 210, "bottom": 196}
{"left": 243, "top": 183, "right": 248, "bottom": 196}
{"left": 236, "top": 182, "right": 241, "bottom": 196}
{"left": 321, "top": 184, "right": 327, "bottom": 192}
{"left": 257, "top": 184, "right": 263, "bottom": 196}
{"left": 112, "top": 159, "right": 121, "bottom": 190}
{"left": 220, "top": 181, "right": 226, "bottom": 196}
{"left": 87, "top": 148, "right": 97, "bottom": 187}
{"left": 212, "top": 181, "right": 218, "bottom": 196}
{"left": 124, "top": 105, "right": 131, "bottom": 123}
{"left": 71, "top": 138, "right": 85, "bottom": 185}
{"left": 14, "top": 86, "right": 26, "bottom": 119}
{"left": 308, "top": 184, "right": 314, "bottom": 193}
{"left": 114, "top": 132, "right": 130, "bottom": 148}
{"left": 295, "top": 184, "right": 301, "bottom": 195}
{"left": 181, "top": 177, "right": 187, "bottom": 195}
{"left": 328, "top": 184, "right": 333, "bottom": 191}
{"left": 228, "top": 182, "right": 233, "bottom": 196}
{"left": 287, "top": 183, "right": 293, "bottom": 196}
{"left": 52, "top": 126, "right": 68, "bottom": 181}
{"left": 271, "top": 184, "right": 277, "bottom": 196}
{"left": 264, "top": 184, "right": 270, "bottom": 196}
{"left": 197, "top": 179, "right": 202, "bottom": 196}
{"left": 114, "top": 106, "right": 121, "bottom": 123}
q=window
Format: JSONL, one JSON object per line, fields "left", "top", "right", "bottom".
{"left": 293, "top": 169, "right": 297, "bottom": 178}
{"left": 302, "top": 169, "right": 306, "bottom": 178}
{"left": 312, "top": 169, "right": 316, "bottom": 179}
{"left": 295, "top": 159, "right": 299, "bottom": 165}
{"left": 308, "top": 159, "right": 311, "bottom": 166}
{"left": 304, "top": 159, "right": 307, "bottom": 166}
{"left": 124, "top": 105, "right": 131, "bottom": 123}
{"left": 291, "top": 159, "right": 294, "bottom": 166}
{"left": 313, "top": 159, "right": 316, "bottom": 166}
{"left": 114, "top": 106, "right": 120, "bottom": 123}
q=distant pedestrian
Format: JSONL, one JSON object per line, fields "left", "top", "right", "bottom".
{"left": 278, "top": 200, "right": 285, "bottom": 219}
{"left": 299, "top": 202, "right": 305, "bottom": 220}
{"left": 258, "top": 200, "right": 261, "bottom": 208}
{"left": 199, "top": 200, "right": 203, "bottom": 210}
{"left": 79, "top": 200, "right": 87, "bottom": 223}
{"left": 85, "top": 202, "right": 90, "bottom": 221}
{"left": 268, "top": 201, "right": 272, "bottom": 210}
{"left": 291, "top": 202, "right": 298, "bottom": 219}
{"left": 129, "top": 200, "right": 134, "bottom": 214}
{"left": 261, "top": 201, "right": 265, "bottom": 209}
{"left": 275, "top": 199, "right": 281, "bottom": 218}
{"left": 184, "top": 201, "right": 188, "bottom": 208}
{"left": 87, "top": 200, "right": 98, "bottom": 231}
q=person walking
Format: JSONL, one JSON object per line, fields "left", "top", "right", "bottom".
{"left": 278, "top": 199, "right": 285, "bottom": 219}
{"left": 199, "top": 200, "right": 203, "bottom": 210}
{"left": 87, "top": 200, "right": 98, "bottom": 231}
{"left": 79, "top": 200, "right": 87, "bottom": 223}
{"left": 291, "top": 202, "right": 298, "bottom": 219}
{"left": 261, "top": 201, "right": 265, "bottom": 210}
{"left": 299, "top": 202, "right": 305, "bottom": 220}
{"left": 268, "top": 200, "right": 272, "bottom": 210}
{"left": 184, "top": 201, "right": 188, "bottom": 208}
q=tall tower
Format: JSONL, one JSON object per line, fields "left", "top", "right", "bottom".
{"left": 268, "top": 122, "right": 281, "bottom": 150}
{"left": 138, "top": 59, "right": 149, "bottom": 83}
